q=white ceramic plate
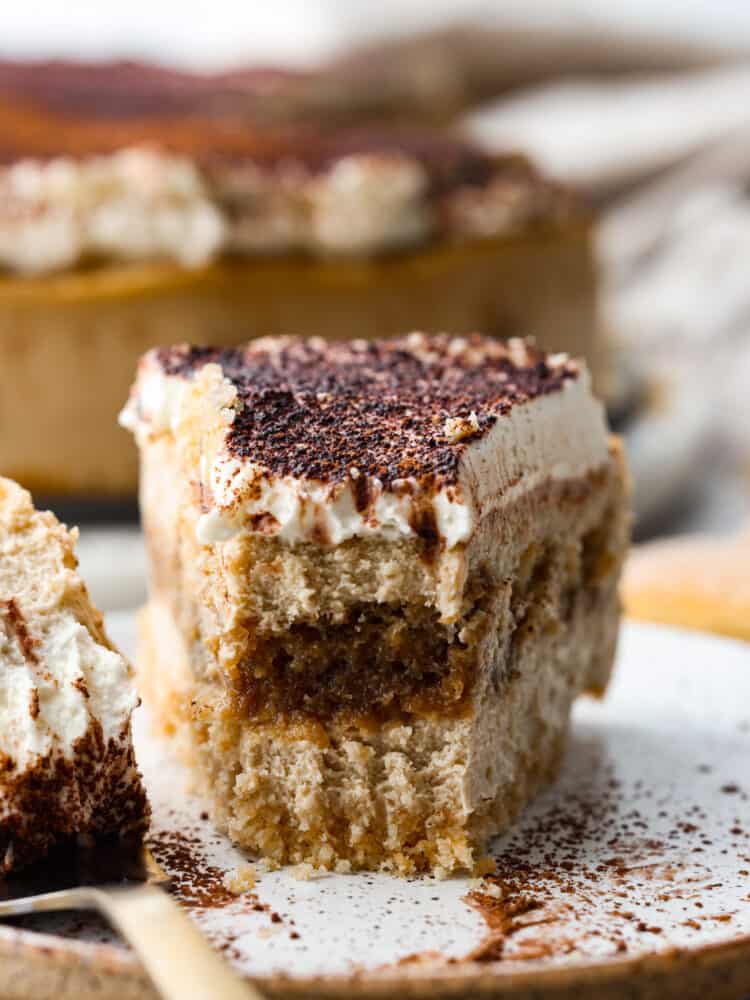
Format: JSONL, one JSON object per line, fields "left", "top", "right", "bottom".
{"left": 2, "top": 618, "right": 749, "bottom": 999}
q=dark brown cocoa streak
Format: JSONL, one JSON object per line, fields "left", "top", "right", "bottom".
{"left": 351, "top": 474, "right": 371, "bottom": 514}
{"left": 409, "top": 502, "right": 441, "bottom": 562}
{"left": 230, "top": 600, "right": 477, "bottom": 725}
{"left": 28, "top": 689, "right": 40, "bottom": 720}
{"left": 0, "top": 59, "right": 304, "bottom": 121}
{"left": 1, "top": 598, "right": 39, "bottom": 664}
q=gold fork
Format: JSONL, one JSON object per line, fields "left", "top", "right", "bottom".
{"left": 0, "top": 839, "right": 260, "bottom": 1000}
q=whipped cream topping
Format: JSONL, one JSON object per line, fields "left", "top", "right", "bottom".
{"left": 0, "top": 143, "right": 563, "bottom": 274}
{"left": 0, "top": 606, "right": 137, "bottom": 771}
{"left": 196, "top": 455, "right": 473, "bottom": 549}
{"left": 0, "top": 148, "right": 225, "bottom": 275}
{"left": 121, "top": 340, "right": 609, "bottom": 552}
{"left": 222, "top": 154, "right": 432, "bottom": 256}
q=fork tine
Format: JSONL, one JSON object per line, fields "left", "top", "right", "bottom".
{"left": 0, "top": 886, "right": 97, "bottom": 918}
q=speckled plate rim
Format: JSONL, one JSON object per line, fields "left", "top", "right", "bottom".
{"left": 2, "top": 622, "right": 750, "bottom": 1000}
{"left": 1, "top": 920, "right": 749, "bottom": 1000}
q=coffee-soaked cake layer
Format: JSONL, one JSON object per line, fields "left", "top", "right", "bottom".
{"left": 124, "top": 334, "right": 629, "bottom": 874}
{"left": 233, "top": 600, "right": 474, "bottom": 723}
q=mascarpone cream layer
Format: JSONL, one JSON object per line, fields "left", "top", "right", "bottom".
{"left": 121, "top": 359, "right": 609, "bottom": 551}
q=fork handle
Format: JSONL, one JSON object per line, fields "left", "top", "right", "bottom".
{"left": 95, "top": 883, "right": 260, "bottom": 1000}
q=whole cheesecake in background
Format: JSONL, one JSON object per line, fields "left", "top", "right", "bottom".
{"left": 122, "top": 333, "right": 628, "bottom": 875}
{"left": 0, "top": 477, "right": 148, "bottom": 872}
{"left": 0, "top": 60, "right": 600, "bottom": 497}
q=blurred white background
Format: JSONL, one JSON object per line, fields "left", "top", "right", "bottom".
{"left": 4, "top": 1, "right": 750, "bottom": 66}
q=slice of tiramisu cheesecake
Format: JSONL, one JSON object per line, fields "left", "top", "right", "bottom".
{"left": 0, "top": 478, "right": 148, "bottom": 872}
{"left": 123, "top": 333, "right": 628, "bottom": 875}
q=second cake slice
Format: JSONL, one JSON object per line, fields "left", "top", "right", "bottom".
{"left": 122, "top": 333, "right": 628, "bottom": 874}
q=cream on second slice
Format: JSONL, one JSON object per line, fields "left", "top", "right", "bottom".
{"left": 0, "top": 478, "right": 148, "bottom": 872}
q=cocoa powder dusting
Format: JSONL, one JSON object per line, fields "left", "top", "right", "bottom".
{"left": 155, "top": 334, "right": 577, "bottom": 490}
{"left": 147, "top": 825, "right": 288, "bottom": 934}
{"left": 458, "top": 749, "right": 748, "bottom": 965}
{"left": 147, "top": 829, "right": 237, "bottom": 909}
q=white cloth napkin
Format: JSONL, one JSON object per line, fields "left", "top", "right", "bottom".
{"left": 466, "top": 66, "right": 750, "bottom": 195}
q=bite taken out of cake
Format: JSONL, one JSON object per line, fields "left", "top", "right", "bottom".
{"left": 122, "top": 333, "right": 629, "bottom": 876}
{"left": 0, "top": 478, "right": 148, "bottom": 872}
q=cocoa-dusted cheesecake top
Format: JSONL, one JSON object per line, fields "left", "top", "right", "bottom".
{"left": 155, "top": 334, "right": 578, "bottom": 488}
{"left": 122, "top": 333, "right": 611, "bottom": 553}
{"left": 0, "top": 59, "right": 577, "bottom": 275}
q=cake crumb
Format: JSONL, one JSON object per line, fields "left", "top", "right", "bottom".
{"left": 291, "top": 862, "right": 329, "bottom": 881}
{"left": 291, "top": 862, "right": 315, "bottom": 881}
{"left": 444, "top": 412, "right": 480, "bottom": 443}
{"left": 483, "top": 881, "right": 504, "bottom": 900}
{"left": 475, "top": 855, "right": 497, "bottom": 877}
{"left": 222, "top": 864, "right": 257, "bottom": 895}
